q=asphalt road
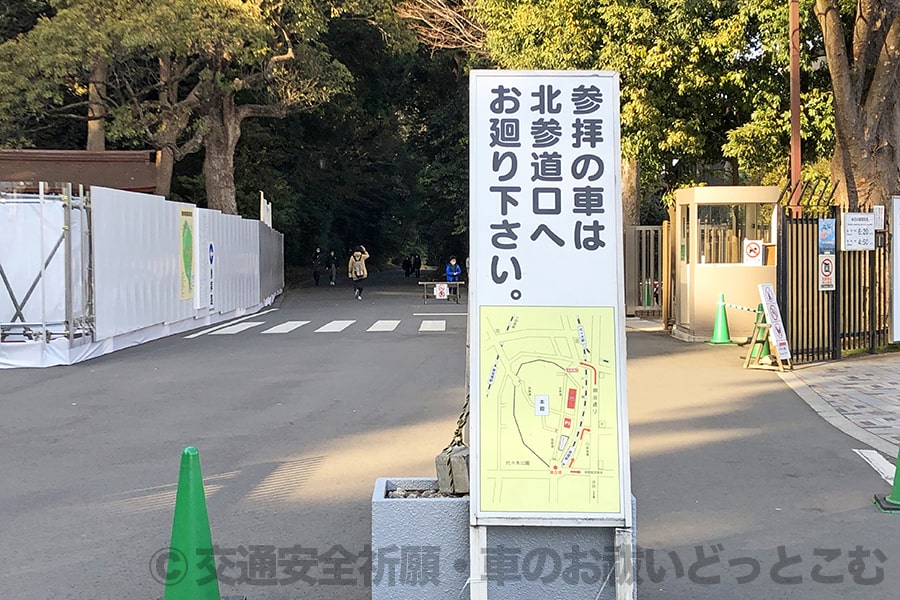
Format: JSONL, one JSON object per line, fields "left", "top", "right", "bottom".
{"left": 1, "top": 268, "right": 897, "bottom": 599}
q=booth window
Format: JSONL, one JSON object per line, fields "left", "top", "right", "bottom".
{"left": 697, "top": 203, "right": 773, "bottom": 264}
{"left": 680, "top": 206, "right": 690, "bottom": 263}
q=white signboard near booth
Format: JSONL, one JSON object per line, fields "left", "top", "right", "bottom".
{"left": 842, "top": 212, "right": 875, "bottom": 251}
{"left": 469, "top": 70, "right": 631, "bottom": 527}
{"left": 759, "top": 283, "right": 791, "bottom": 359}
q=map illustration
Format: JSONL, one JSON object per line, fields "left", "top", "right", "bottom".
{"left": 479, "top": 306, "right": 622, "bottom": 514}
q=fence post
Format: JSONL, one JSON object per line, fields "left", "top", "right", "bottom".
{"left": 776, "top": 206, "right": 789, "bottom": 348}
{"left": 869, "top": 246, "right": 877, "bottom": 353}
{"left": 832, "top": 208, "right": 842, "bottom": 360}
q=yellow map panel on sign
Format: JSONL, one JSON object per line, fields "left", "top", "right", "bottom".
{"left": 479, "top": 306, "right": 621, "bottom": 514}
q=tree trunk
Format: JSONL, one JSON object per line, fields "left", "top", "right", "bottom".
{"left": 816, "top": 1, "right": 900, "bottom": 209}
{"left": 151, "top": 57, "right": 204, "bottom": 200}
{"left": 155, "top": 147, "right": 174, "bottom": 198}
{"left": 202, "top": 94, "right": 241, "bottom": 215}
{"left": 86, "top": 58, "right": 107, "bottom": 151}
{"left": 621, "top": 157, "right": 640, "bottom": 226}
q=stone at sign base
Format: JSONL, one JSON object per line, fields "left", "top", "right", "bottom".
{"left": 372, "top": 478, "right": 637, "bottom": 600}
{"left": 435, "top": 446, "right": 470, "bottom": 494}
{"left": 434, "top": 446, "right": 469, "bottom": 494}
{"left": 434, "top": 451, "right": 453, "bottom": 493}
{"left": 449, "top": 447, "right": 470, "bottom": 494}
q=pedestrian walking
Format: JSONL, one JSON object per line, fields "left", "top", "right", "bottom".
{"left": 413, "top": 254, "right": 421, "bottom": 279}
{"left": 402, "top": 256, "right": 412, "bottom": 278}
{"left": 326, "top": 250, "right": 338, "bottom": 286}
{"left": 348, "top": 245, "right": 369, "bottom": 300}
{"left": 445, "top": 256, "right": 461, "bottom": 282}
{"left": 311, "top": 247, "right": 323, "bottom": 286}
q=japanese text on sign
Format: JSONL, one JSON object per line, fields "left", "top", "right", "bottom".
{"left": 472, "top": 74, "right": 620, "bottom": 306}
{"left": 842, "top": 213, "right": 875, "bottom": 251}
{"left": 470, "top": 71, "right": 629, "bottom": 527}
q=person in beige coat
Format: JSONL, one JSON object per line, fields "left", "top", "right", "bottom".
{"left": 348, "top": 245, "right": 369, "bottom": 300}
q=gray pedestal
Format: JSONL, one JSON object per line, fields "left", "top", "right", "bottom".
{"left": 372, "top": 478, "right": 636, "bottom": 600}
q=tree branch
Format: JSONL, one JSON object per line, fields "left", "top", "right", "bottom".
{"left": 236, "top": 102, "right": 290, "bottom": 123}
{"left": 396, "top": 0, "right": 487, "bottom": 53}
{"left": 862, "top": 13, "right": 900, "bottom": 137}
{"left": 815, "top": 0, "right": 860, "bottom": 135}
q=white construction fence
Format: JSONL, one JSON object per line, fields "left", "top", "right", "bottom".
{"left": 1, "top": 184, "right": 284, "bottom": 368}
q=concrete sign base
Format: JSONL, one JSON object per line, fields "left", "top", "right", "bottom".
{"left": 372, "top": 478, "right": 636, "bottom": 599}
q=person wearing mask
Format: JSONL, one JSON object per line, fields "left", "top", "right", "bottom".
{"left": 445, "top": 256, "right": 461, "bottom": 282}
{"left": 348, "top": 245, "right": 369, "bottom": 300}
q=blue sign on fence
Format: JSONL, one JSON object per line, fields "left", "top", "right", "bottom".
{"left": 818, "top": 218, "right": 836, "bottom": 254}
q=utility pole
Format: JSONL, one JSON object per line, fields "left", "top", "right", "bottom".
{"left": 789, "top": 0, "right": 802, "bottom": 216}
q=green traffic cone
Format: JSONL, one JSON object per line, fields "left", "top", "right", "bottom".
{"left": 749, "top": 303, "right": 771, "bottom": 359}
{"left": 708, "top": 293, "right": 736, "bottom": 345}
{"left": 164, "top": 447, "right": 221, "bottom": 600}
{"left": 874, "top": 446, "right": 900, "bottom": 513}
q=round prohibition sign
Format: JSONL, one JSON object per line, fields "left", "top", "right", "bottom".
{"left": 820, "top": 256, "right": 834, "bottom": 277}
{"left": 745, "top": 241, "right": 762, "bottom": 258}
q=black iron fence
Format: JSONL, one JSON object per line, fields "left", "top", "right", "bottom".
{"left": 777, "top": 187, "right": 891, "bottom": 363}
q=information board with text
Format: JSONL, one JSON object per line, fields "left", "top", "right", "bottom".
{"left": 469, "top": 70, "right": 631, "bottom": 526}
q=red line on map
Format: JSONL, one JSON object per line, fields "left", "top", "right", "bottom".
{"left": 579, "top": 362, "right": 597, "bottom": 384}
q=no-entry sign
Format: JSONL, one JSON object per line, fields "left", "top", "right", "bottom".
{"left": 818, "top": 255, "right": 835, "bottom": 291}
{"left": 743, "top": 239, "right": 763, "bottom": 265}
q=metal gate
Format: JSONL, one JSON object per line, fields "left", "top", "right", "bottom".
{"left": 776, "top": 185, "right": 891, "bottom": 363}
{"left": 625, "top": 225, "right": 663, "bottom": 316}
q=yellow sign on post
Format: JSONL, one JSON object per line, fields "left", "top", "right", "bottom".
{"left": 469, "top": 70, "right": 631, "bottom": 526}
{"left": 479, "top": 306, "right": 622, "bottom": 515}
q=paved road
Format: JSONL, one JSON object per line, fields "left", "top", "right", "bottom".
{"left": 1, "top": 270, "right": 467, "bottom": 600}
{"left": 1, "top": 270, "right": 897, "bottom": 599}
{"left": 627, "top": 331, "right": 899, "bottom": 599}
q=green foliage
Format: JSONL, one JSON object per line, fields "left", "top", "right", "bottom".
{"left": 469, "top": 0, "right": 835, "bottom": 210}
{"left": 0, "top": 0, "right": 51, "bottom": 41}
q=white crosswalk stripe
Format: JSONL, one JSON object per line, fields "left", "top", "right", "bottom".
{"left": 209, "top": 322, "right": 265, "bottom": 335}
{"left": 315, "top": 320, "right": 356, "bottom": 333}
{"left": 367, "top": 320, "right": 401, "bottom": 332}
{"left": 189, "top": 317, "right": 453, "bottom": 337}
{"left": 261, "top": 320, "right": 310, "bottom": 334}
{"left": 419, "top": 320, "right": 446, "bottom": 332}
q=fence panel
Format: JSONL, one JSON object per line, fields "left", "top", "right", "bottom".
{"left": 778, "top": 202, "right": 891, "bottom": 363}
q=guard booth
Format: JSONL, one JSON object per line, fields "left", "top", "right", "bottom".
{"left": 672, "top": 186, "right": 780, "bottom": 341}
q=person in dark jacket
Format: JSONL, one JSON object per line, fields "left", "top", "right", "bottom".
{"left": 326, "top": 250, "right": 338, "bottom": 286}
{"left": 311, "top": 248, "right": 323, "bottom": 286}
{"left": 445, "top": 256, "right": 461, "bottom": 282}
{"left": 402, "top": 256, "right": 412, "bottom": 278}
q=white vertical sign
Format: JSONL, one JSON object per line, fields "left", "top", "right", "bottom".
{"left": 469, "top": 70, "right": 630, "bottom": 527}
{"left": 892, "top": 198, "right": 900, "bottom": 341}
{"left": 874, "top": 205, "right": 885, "bottom": 230}
{"left": 758, "top": 283, "right": 791, "bottom": 359}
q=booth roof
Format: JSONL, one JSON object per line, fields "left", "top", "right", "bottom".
{"left": 0, "top": 149, "right": 158, "bottom": 194}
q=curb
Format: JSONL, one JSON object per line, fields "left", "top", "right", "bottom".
{"left": 779, "top": 371, "right": 898, "bottom": 456}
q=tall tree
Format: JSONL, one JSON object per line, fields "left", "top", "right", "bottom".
{"left": 814, "top": 0, "right": 900, "bottom": 209}
{"left": 0, "top": 0, "right": 51, "bottom": 40}
{"left": 400, "top": 0, "right": 844, "bottom": 214}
